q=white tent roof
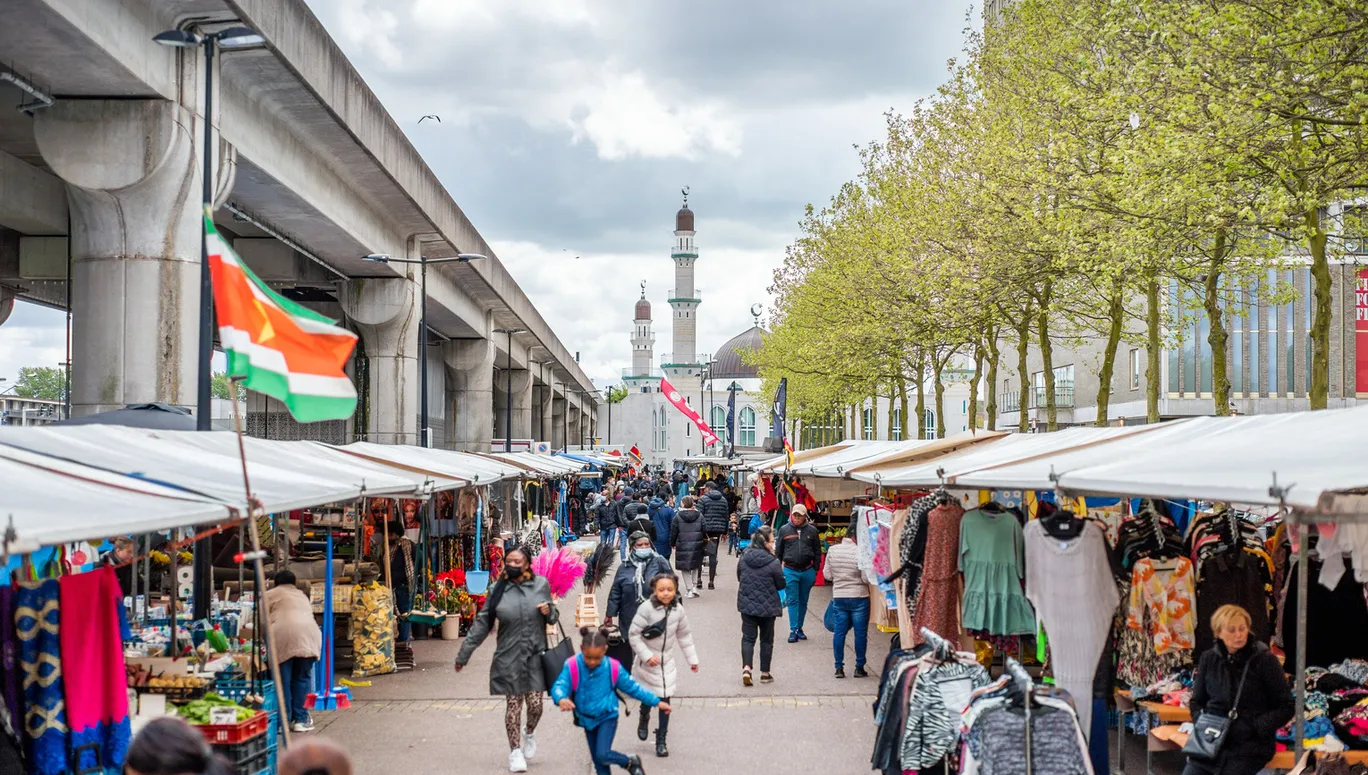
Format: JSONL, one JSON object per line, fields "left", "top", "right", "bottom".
{"left": 951, "top": 420, "right": 1205, "bottom": 491}
{"left": 481, "top": 451, "right": 586, "bottom": 476}
{"left": 0, "top": 426, "right": 399, "bottom": 513}
{"left": 756, "top": 442, "right": 857, "bottom": 472}
{"left": 1055, "top": 407, "right": 1368, "bottom": 509}
{"left": 789, "top": 441, "right": 910, "bottom": 477}
{"left": 850, "top": 426, "right": 1150, "bottom": 487}
{"left": 336, "top": 442, "right": 522, "bottom": 484}
{"left": 0, "top": 444, "right": 232, "bottom": 554}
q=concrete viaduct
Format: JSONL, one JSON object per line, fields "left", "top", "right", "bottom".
{"left": 0, "top": 0, "right": 599, "bottom": 449}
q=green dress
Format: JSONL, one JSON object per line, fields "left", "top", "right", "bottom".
{"left": 958, "top": 508, "right": 1037, "bottom": 636}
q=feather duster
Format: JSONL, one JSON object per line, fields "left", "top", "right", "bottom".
{"left": 581, "top": 542, "right": 617, "bottom": 595}
{"left": 532, "top": 546, "right": 587, "bottom": 600}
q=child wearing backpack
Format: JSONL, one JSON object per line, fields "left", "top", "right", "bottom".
{"left": 552, "top": 626, "right": 670, "bottom": 775}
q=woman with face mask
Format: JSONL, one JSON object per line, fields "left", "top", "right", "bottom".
{"left": 453, "top": 546, "right": 558, "bottom": 773}
{"left": 605, "top": 532, "right": 673, "bottom": 673}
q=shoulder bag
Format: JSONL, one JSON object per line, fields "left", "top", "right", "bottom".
{"left": 540, "top": 619, "right": 576, "bottom": 693}
{"left": 1182, "top": 657, "right": 1254, "bottom": 761}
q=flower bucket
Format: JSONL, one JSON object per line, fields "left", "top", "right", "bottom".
{"left": 440, "top": 616, "right": 464, "bottom": 640}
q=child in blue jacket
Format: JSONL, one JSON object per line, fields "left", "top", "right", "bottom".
{"left": 552, "top": 626, "right": 671, "bottom": 775}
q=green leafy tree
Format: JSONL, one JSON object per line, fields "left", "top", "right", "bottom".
{"left": 211, "top": 372, "right": 247, "bottom": 402}
{"left": 13, "top": 366, "right": 64, "bottom": 400}
{"left": 605, "top": 385, "right": 629, "bottom": 404}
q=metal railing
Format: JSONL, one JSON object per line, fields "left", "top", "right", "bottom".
{"left": 1031, "top": 385, "right": 1075, "bottom": 408}
{"left": 999, "top": 391, "right": 1020, "bottom": 413}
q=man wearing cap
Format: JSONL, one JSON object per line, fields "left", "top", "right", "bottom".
{"left": 776, "top": 505, "right": 823, "bottom": 643}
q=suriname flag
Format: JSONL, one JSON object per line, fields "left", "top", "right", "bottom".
{"left": 205, "top": 211, "right": 359, "bottom": 422}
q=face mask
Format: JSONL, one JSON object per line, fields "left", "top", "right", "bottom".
{"left": 504, "top": 565, "right": 524, "bottom": 581}
{"left": 632, "top": 548, "right": 653, "bottom": 562}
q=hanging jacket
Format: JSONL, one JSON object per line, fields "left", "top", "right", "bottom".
{"left": 670, "top": 509, "right": 707, "bottom": 571}
{"left": 628, "top": 598, "right": 698, "bottom": 698}
{"left": 699, "top": 490, "right": 731, "bottom": 534}
{"left": 736, "top": 546, "right": 785, "bottom": 618}
{"left": 649, "top": 499, "right": 676, "bottom": 557}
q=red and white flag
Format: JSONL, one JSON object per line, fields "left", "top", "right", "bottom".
{"left": 660, "top": 376, "right": 720, "bottom": 447}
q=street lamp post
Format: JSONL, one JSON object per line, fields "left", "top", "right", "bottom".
{"left": 154, "top": 25, "right": 264, "bottom": 622}
{"left": 362, "top": 253, "right": 488, "bottom": 447}
{"left": 493, "top": 327, "right": 525, "bottom": 451}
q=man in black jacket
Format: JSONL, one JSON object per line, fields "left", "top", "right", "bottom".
{"left": 596, "top": 493, "right": 619, "bottom": 554}
{"left": 698, "top": 484, "right": 731, "bottom": 589}
{"left": 776, "top": 505, "right": 822, "bottom": 642}
{"left": 623, "top": 491, "right": 654, "bottom": 542}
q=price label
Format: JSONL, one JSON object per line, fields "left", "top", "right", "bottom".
{"left": 209, "top": 707, "right": 238, "bottom": 725}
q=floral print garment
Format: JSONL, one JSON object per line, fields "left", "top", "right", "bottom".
{"left": 1126, "top": 558, "right": 1196, "bottom": 654}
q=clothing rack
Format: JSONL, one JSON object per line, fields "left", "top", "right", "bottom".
{"left": 1005, "top": 656, "right": 1034, "bottom": 775}
{"left": 920, "top": 626, "right": 955, "bottom": 661}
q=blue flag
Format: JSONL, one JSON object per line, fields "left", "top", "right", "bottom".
{"left": 726, "top": 388, "right": 736, "bottom": 457}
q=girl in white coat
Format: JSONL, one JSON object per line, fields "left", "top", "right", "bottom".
{"left": 628, "top": 573, "right": 699, "bottom": 758}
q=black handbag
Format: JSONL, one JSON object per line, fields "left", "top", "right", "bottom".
{"left": 540, "top": 620, "right": 575, "bottom": 693}
{"left": 1182, "top": 658, "right": 1254, "bottom": 760}
{"left": 640, "top": 609, "right": 668, "bottom": 640}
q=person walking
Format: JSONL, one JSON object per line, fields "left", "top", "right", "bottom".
{"left": 628, "top": 574, "right": 698, "bottom": 757}
{"left": 453, "top": 547, "right": 558, "bottom": 773}
{"left": 263, "top": 570, "right": 323, "bottom": 732}
{"left": 606, "top": 532, "right": 673, "bottom": 672}
{"left": 648, "top": 495, "right": 676, "bottom": 561}
{"left": 552, "top": 627, "right": 669, "bottom": 775}
{"left": 624, "top": 492, "right": 655, "bottom": 543}
{"left": 1183, "top": 604, "right": 1293, "bottom": 775}
{"left": 776, "top": 505, "right": 822, "bottom": 643}
{"left": 596, "top": 493, "right": 619, "bottom": 555}
{"left": 736, "top": 526, "right": 784, "bottom": 686}
{"left": 822, "top": 521, "right": 869, "bottom": 678}
{"left": 614, "top": 488, "right": 632, "bottom": 561}
{"left": 670, "top": 496, "right": 707, "bottom": 598}
{"left": 698, "top": 483, "right": 731, "bottom": 590}
{"left": 384, "top": 521, "right": 415, "bottom": 645}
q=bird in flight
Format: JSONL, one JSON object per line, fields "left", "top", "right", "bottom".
{"left": 419, "top": 115, "right": 441, "bottom": 123}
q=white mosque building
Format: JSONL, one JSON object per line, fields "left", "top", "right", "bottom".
{"left": 600, "top": 194, "right": 975, "bottom": 468}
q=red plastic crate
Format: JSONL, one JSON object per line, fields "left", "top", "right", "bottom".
{"left": 197, "top": 711, "right": 269, "bottom": 745}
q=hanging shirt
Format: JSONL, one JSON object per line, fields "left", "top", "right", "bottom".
{"left": 1126, "top": 558, "right": 1196, "bottom": 654}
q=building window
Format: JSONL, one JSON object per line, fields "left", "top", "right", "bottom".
{"left": 862, "top": 407, "right": 875, "bottom": 440}
{"left": 651, "top": 409, "right": 659, "bottom": 451}
{"left": 740, "top": 407, "right": 757, "bottom": 446}
{"left": 892, "top": 409, "right": 902, "bottom": 441}
{"left": 923, "top": 410, "right": 936, "bottom": 440}
{"left": 1129, "top": 348, "right": 1141, "bottom": 391}
{"left": 710, "top": 405, "right": 728, "bottom": 446}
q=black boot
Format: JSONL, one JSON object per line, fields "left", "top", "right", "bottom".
{"left": 637, "top": 707, "right": 650, "bottom": 740}
{"left": 626, "top": 753, "right": 647, "bottom": 775}
{"left": 655, "top": 729, "right": 669, "bottom": 757}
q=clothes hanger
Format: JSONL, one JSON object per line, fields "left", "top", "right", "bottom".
{"left": 1040, "top": 508, "right": 1086, "bottom": 539}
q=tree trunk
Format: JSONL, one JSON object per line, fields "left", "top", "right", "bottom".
{"left": 933, "top": 356, "right": 946, "bottom": 440}
{"left": 1095, "top": 278, "right": 1125, "bottom": 426}
{"left": 1015, "top": 314, "right": 1031, "bottom": 433}
{"left": 897, "top": 374, "right": 909, "bottom": 443}
{"left": 1308, "top": 209, "right": 1331, "bottom": 409}
{"left": 1205, "top": 229, "right": 1233, "bottom": 416}
{"left": 985, "top": 326, "right": 1000, "bottom": 432}
{"left": 1146, "top": 273, "right": 1162, "bottom": 423}
{"left": 1037, "top": 281, "right": 1057, "bottom": 432}
{"left": 968, "top": 341, "right": 983, "bottom": 432}
{"left": 915, "top": 353, "right": 927, "bottom": 440}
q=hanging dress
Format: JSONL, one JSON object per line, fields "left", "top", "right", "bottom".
{"left": 959, "top": 507, "right": 1037, "bottom": 636}
{"left": 910, "top": 501, "right": 966, "bottom": 646}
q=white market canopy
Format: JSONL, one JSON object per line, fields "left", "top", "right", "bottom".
{"left": 851, "top": 426, "right": 1153, "bottom": 487}
{"left": 1054, "top": 406, "right": 1368, "bottom": 510}
{"left": 480, "top": 451, "right": 587, "bottom": 477}
{"left": 756, "top": 442, "right": 856, "bottom": 473}
{"left": 336, "top": 442, "right": 523, "bottom": 485}
{"left": 676, "top": 455, "right": 746, "bottom": 468}
{"left": 0, "top": 426, "right": 420, "bottom": 514}
{"left": 0, "top": 444, "right": 232, "bottom": 554}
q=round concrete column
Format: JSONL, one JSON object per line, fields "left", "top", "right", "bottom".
{"left": 339, "top": 277, "right": 420, "bottom": 445}
{"left": 495, "top": 369, "right": 534, "bottom": 445}
{"left": 444, "top": 338, "right": 495, "bottom": 451}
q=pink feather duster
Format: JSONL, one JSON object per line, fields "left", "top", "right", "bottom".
{"left": 533, "top": 546, "right": 587, "bottom": 599}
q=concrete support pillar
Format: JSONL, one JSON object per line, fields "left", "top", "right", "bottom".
{"left": 568, "top": 406, "right": 581, "bottom": 449}
{"left": 339, "top": 278, "right": 419, "bottom": 445}
{"left": 586, "top": 411, "right": 597, "bottom": 446}
{"left": 0, "top": 287, "right": 13, "bottom": 327}
{"left": 551, "top": 395, "right": 566, "bottom": 450}
{"left": 496, "top": 369, "right": 534, "bottom": 443}
{"left": 539, "top": 380, "right": 554, "bottom": 443}
{"left": 444, "top": 338, "right": 495, "bottom": 452}
{"left": 33, "top": 99, "right": 231, "bottom": 416}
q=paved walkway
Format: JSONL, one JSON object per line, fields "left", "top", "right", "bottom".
{"left": 310, "top": 547, "right": 891, "bottom": 773}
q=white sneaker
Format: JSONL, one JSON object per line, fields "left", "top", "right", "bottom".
{"left": 291, "top": 720, "right": 315, "bottom": 733}
{"left": 522, "top": 732, "right": 537, "bottom": 759}
{"left": 509, "top": 749, "right": 528, "bottom": 773}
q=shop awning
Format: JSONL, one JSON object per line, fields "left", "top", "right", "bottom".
{"left": 556, "top": 453, "right": 606, "bottom": 470}
{"left": 1054, "top": 406, "right": 1368, "bottom": 510}
{"left": 480, "top": 451, "right": 587, "bottom": 476}
{"left": 850, "top": 426, "right": 1150, "bottom": 487}
{"left": 799, "top": 432, "right": 1008, "bottom": 478}
{"left": 335, "top": 442, "right": 523, "bottom": 485}
{"left": 0, "top": 426, "right": 408, "bottom": 513}
{"left": 951, "top": 419, "right": 1210, "bottom": 491}
{"left": 675, "top": 455, "right": 746, "bottom": 467}
{"left": 0, "top": 444, "right": 233, "bottom": 554}
{"left": 756, "top": 441, "right": 857, "bottom": 472}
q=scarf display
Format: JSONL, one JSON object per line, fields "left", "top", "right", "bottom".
{"left": 16, "top": 580, "right": 65, "bottom": 775}
{"left": 59, "top": 567, "right": 131, "bottom": 773}
{"left": 0, "top": 586, "right": 20, "bottom": 736}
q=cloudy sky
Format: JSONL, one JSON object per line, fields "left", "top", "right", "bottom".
{"left": 0, "top": 0, "right": 977, "bottom": 390}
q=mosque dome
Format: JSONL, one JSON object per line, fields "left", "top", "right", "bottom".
{"left": 711, "top": 325, "right": 767, "bottom": 379}
{"left": 635, "top": 296, "right": 651, "bottom": 320}
{"left": 676, "top": 204, "right": 694, "bottom": 232}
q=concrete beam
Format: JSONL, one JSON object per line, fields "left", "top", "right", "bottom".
{"left": 0, "top": 149, "right": 68, "bottom": 234}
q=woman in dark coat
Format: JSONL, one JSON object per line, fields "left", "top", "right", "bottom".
{"left": 736, "top": 526, "right": 785, "bottom": 686}
{"left": 670, "top": 496, "right": 707, "bottom": 598}
{"left": 453, "top": 546, "right": 557, "bottom": 771}
{"left": 605, "top": 531, "right": 673, "bottom": 673}
{"left": 1183, "top": 604, "right": 1293, "bottom": 775}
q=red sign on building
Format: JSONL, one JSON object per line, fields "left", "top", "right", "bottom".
{"left": 1357, "top": 269, "right": 1368, "bottom": 394}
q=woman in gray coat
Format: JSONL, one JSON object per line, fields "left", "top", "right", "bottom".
{"left": 454, "top": 546, "right": 557, "bottom": 773}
